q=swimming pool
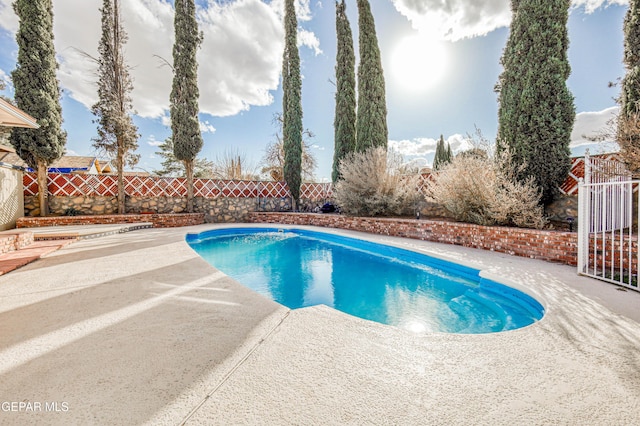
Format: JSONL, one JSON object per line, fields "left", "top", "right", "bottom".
{"left": 187, "top": 227, "right": 544, "bottom": 334}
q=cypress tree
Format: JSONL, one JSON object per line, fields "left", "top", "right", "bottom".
{"left": 92, "top": 0, "right": 139, "bottom": 214}
{"left": 433, "top": 135, "right": 451, "bottom": 170}
{"left": 11, "top": 0, "right": 66, "bottom": 216}
{"left": 618, "top": 0, "right": 640, "bottom": 173}
{"left": 282, "top": 0, "right": 303, "bottom": 210}
{"left": 496, "top": 0, "right": 574, "bottom": 205}
{"left": 356, "top": 0, "right": 388, "bottom": 152}
{"left": 154, "top": 136, "right": 213, "bottom": 178}
{"left": 332, "top": 0, "right": 356, "bottom": 182}
{"left": 171, "top": 0, "right": 204, "bottom": 213}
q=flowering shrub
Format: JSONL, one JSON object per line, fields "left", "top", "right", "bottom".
{"left": 426, "top": 149, "right": 547, "bottom": 229}
{"left": 334, "top": 147, "right": 422, "bottom": 217}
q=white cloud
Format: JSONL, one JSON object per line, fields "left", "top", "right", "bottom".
{"left": 389, "top": 134, "right": 471, "bottom": 157}
{"left": 571, "top": 106, "right": 618, "bottom": 148}
{"left": 298, "top": 29, "right": 322, "bottom": 55}
{"left": 0, "top": 0, "right": 320, "bottom": 119}
{"left": 311, "top": 144, "right": 325, "bottom": 151}
{"left": 270, "top": 0, "right": 313, "bottom": 21}
{"left": 146, "top": 135, "right": 162, "bottom": 147}
{"left": 390, "top": 137, "right": 438, "bottom": 156}
{"left": 0, "top": 68, "right": 10, "bottom": 89}
{"left": 390, "top": 0, "right": 627, "bottom": 41}
{"left": 389, "top": 134, "right": 474, "bottom": 169}
{"left": 0, "top": 1, "right": 17, "bottom": 33}
{"left": 572, "top": 0, "right": 628, "bottom": 13}
{"left": 199, "top": 120, "right": 216, "bottom": 134}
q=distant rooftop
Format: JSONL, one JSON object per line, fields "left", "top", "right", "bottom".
{"left": 0, "top": 98, "right": 39, "bottom": 129}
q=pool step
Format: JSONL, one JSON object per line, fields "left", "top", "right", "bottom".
{"left": 32, "top": 223, "right": 153, "bottom": 241}
{"left": 0, "top": 237, "right": 74, "bottom": 276}
{"left": 0, "top": 223, "right": 152, "bottom": 276}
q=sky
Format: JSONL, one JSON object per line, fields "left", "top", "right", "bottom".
{"left": 0, "top": 0, "right": 629, "bottom": 181}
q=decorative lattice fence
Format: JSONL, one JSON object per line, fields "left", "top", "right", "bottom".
{"left": 23, "top": 173, "right": 334, "bottom": 200}
{"left": 24, "top": 154, "right": 619, "bottom": 201}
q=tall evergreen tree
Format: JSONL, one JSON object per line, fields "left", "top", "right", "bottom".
{"left": 282, "top": 0, "right": 303, "bottom": 209}
{"left": 92, "top": 0, "right": 139, "bottom": 214}
{"left": 356, "top": 0, "right": 387, "bottom": 152}
{"left": 332, "top": 0, "right": 356, "bottom": 182}
{"left": 433, "top": 135, "right": 451, "bottom": 170}
{"left": 618, "top": 0, "right": 640, "bottom": 173}
{"left": 171, "top": 0, "right": 203, "bottom": 213}
{"left": 496, "top": 0, "right": 574, "bottom": 205}
{"left": 153, "top": 137, "right": 213, "bottom": 178}
{"left": 11, "top": 0, "right": 66, "bottom": 216}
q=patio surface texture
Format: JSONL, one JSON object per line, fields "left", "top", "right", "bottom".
{"left": 0, "top": 224, "right": 639, "bottom": 425}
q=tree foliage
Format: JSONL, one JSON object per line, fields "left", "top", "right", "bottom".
{"left": 171, "top": 0, "right": 204, "bottom": 212}
{"left": 282, "top": 0, "right": 303, "bottom": 209}
{"left": 433, "top": 135, "right": 452, "bottom": 170}
{"left": 332, "top": 0, "right": 356, "bottom": 182}
{"left": 11, "top": 0, "right": 66, "bottom": 216}
{"left": 261, "top": 113, "right": 317, "bottom": 182}
{"left": 153, "top": 136, "right": 213, "bottom": 178}
{"left": 356, "top": 0, "right": 387, "bottom": 152}
{"left": 92, "top": 0, "right": 139, "bottom": 214}
{"left": 211, "top": 149, "right": 260, "bottom": 180}
{"left": 496, "top": 0, "right": 574, "bottom": 205}
{"left": 618, "top": 0, "right": 640, "bottom": 174}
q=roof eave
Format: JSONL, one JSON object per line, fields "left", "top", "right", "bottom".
{"left": 0, "top": 99, "right": 40, "bottom": 129}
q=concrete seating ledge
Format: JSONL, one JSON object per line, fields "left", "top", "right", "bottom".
{"left": 16, "top": 213, "right": 205, "bottom": 229}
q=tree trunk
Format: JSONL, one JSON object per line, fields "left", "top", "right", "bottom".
{"left": 185, "top": 159, "right": 194, "bottom": 213}
{"left": 37, "top": 158, "right": 48, "bottom": 217}
{"left": 117, "top": 148, "right": 125, "bottom": 214}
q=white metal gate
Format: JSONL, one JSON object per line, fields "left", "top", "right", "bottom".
{"left": 577, "top": 151, "right": 639, "bottom": 291}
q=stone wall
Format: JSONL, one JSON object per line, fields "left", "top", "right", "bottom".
{"left": 248, "top": 212, "right": 579, "bottom": 266}
{"left": 545, "top": 193, "right": 639, "bottom": 231}
{"left": 24, "top": 195, "right": 298, "bottom": 223}
{"left": 545, "top": 195, "right": 578, "bottom": 223}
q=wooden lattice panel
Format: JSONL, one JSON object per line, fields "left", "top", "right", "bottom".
{"left": 301, "top": 183, "right": 332, "bottom": 200}
{"left": 23, "top": 173, "right": 38, "bottom": 196}
{"left": 194, "top": 178, "right": 220, "bottom": 198}
{"left": 258, "top": 181, "right": 289, "bottom": 198}
{"left": 124, "top": 176, "right": 187, "bottom": 197}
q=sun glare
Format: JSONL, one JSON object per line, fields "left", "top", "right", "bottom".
{"left": 391, "top": 35, "right": 448, "bottom": 92}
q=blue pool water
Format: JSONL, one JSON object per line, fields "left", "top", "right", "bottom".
{"left": 187, "top": 228, "right": 544, "bottom": 334}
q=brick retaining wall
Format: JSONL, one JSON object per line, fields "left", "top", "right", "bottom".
{"left": 16, "top": 213, "right": 205, "bottom": 229}
{"left": 248, "top": 212, "right": 579, "bottom": 266}
{"left": 0, "top": 231, "right": 34, "bottom": 255}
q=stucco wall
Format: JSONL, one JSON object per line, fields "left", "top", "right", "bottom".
{"left": 0, "top": 165, "right": 23, "bottom": 230}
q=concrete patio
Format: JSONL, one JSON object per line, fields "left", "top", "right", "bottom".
{"left": 0, "top": 224, "right": 638, "bottom": 425}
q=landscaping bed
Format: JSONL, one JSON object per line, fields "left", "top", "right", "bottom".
{"left": 249, "top": 212, "right": 579, "bottom": 266}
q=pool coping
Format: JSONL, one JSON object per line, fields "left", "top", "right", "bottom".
{"left": 0, "top": 223, "right": 639, "bottom": 424}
